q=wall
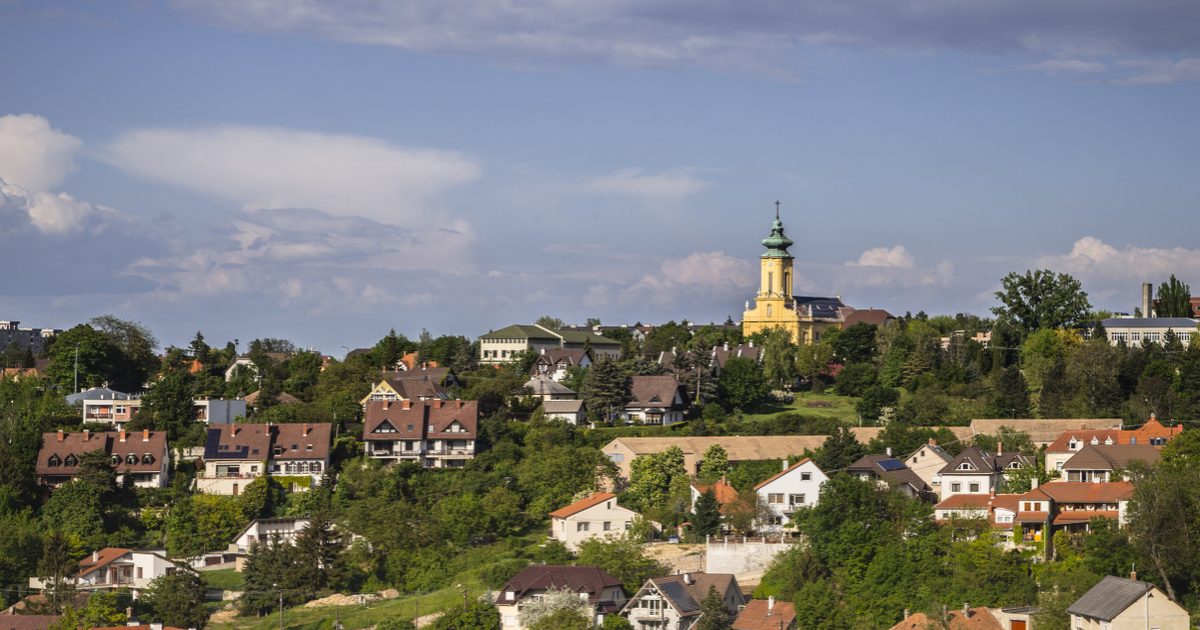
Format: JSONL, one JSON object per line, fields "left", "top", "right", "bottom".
{"left": 705, "top": 538, "right": 790, "bottom": 576}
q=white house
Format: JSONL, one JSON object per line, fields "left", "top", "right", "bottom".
{"left": 31, "top": 548, "right": 183, "bottom": 597}
{"left": 194, "top": 399, "right": 248, "bottom": 425}
{"left": 904, "top": 439, "right": 953, "bottom": 497}
{"left": 622, "top": 375, "right": 686, "bottom": 426}
{"left": 549, "top": 493, "right": 641, "bottom": 551}
{"left": 542, "top": 399, "right": 586, "bottom": 425}
{"left": 1068, "top": 575, "right": 1190, "bottom": 630}
{"left": 234, "top": 517, "right": 312, "bottom": 551}
{"left": 621, "top": 573, "right": 744, "bottom": 630}
{"left": 495, "top": 565, "right": 626, "bottom": 630}
{"left": 1094, "top": 317, "right": 1198, "bottom": 348}
{"left": 754, "top": 459, "right": 827, "bottom": 531}
{"left": 938, "top": 446, "right": 1030, "bottom": 498}
{"left": 195, "top": 423, "right": 332, "bottom": 495}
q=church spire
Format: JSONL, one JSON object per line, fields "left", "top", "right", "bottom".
{"left": 761, "top": 202, "right": 793, "bottom": 258}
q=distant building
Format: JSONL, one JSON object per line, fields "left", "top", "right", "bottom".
{"left": 732, "top": 597, "right": 796, "bottom": 630}
{"left": 542, "top": 399, "right": 585, "bottom": 425}
{"left": 29, "top": 547, "right": 184, "bottom": 597}
{"left": 1093, "top": 317, "right": 1198, "bottom": 348}
{"left": 1044, "top": 415, "right": 1182, "bottom": 473}
{"left": 621, "top": 573, "right": 745, "bottom": 630}
{"left": 37, "top": 429, "right": 169, "bottom": 488}
{"left": 529, "top": 348, "right": 591, "bottom": 382}
{"left": 622, "top": 375, "right": 686, "bottom": 425}
{"left": 755, "top": 458, "right": 828, "bottom": 530}
{"left": 602, "top": 436, "right": 829, "bottom": 482}
{"left": 0, "top": 320, "right": 58, "bottom": 356}
{"left": 67, "top": 387, "right": 143, "bottom": 425}
{"left": 938, "top": 447, "right": 1031, "bottom": 498}
{"left": 904, "top": 439, "right": 953, "bottom": 497}
{"left": 846, "top": 454, "right": 933, "bottom": 500}
{"left": 479, "top": 324, "right": 621, "bottom": 364}
{"left": 1060, "top": 444, "right": 1160, "bottom": 482}
{"left": 549, "top": 493, "right": 640, "bottom": 551}
{"left": 969, "top": 418, "right": 1121, "bottom": 448}
{"left": 195, "top": 422, "right": 332, "bottom": 495}
{"left": 496, "top": 565, "right": 626, "bottom": 630}
{"left": 362, "top": 399, "right": 477, "bottom": 468}
{"left": 234, "top": 517, "right": 312, "bottom": 551}
{"left": 1069, "top": 574, "right": 1188, "bottom": 629}
{"left": 523, "top": 377, "right": 577, "bottom": 401}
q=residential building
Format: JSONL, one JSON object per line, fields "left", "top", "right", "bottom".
{"left": 195, "top": 422, "right": 332, "bottom": 495}
{"left": 0, "top": 320, "right": 58, "bottom": 356}
{"left": 66, "top": 387, "right": 142, "bottom": 425}
{"left": 890, "top": 606, "right": 1005, "bottom": 629}
{"left": 1068, "top": 574, "right": 1189, "bottom": 629}
{"left": 755, "top": 458, "right": 828, "bottom": 530}
{"left": 938, "top": 447, "right": 1031, "bottom": 498}
{"left": 479, "top": 324, "right": 621, "bottom": 365}
{"left": 1043, "top": 415, "right": 1181, "bottom": 472}
{"left": 841, "top": 308, "right": 895, "bottom": 329}
{"left": 193, "top": 399, "right": 248, "bottom": 425}
{"left": 529, "top": 348, "right": 591, "bottom": 382}
{"left": 234, "top": 517, "right": 312, "bottom": 551}
{"left": 359, "top": 372, "right": 452, "bottom": 406}
{"left": 523, "top": 377, "right": 577, "bottom": 401}
{"left": 542, "top": 399, "right": 585, "bottom": 425}
{"left": 549, "top": 493, "right": 640, "bottom": 551}
{"left": 37, "top": 429, "right": 169, "bottom": 488}
{"left": 495, "top": 565, "right": 626, "bottom": 630}
{"left": 622, "top": 573, "right": 744, "bottom": 630}
{"left": 0, "top": 614, "right": 63, "bottom": 629}
{"left": 933, "top": 493, "right": 1021, "bottom": 534}
{"left": 732, "top": 597, "right": 796, "bottom": 630}
{"left": 1013, "top": 482, "right": 1133, "bottom": 546}
{"left": 1093, "top": 317, "right": 1198, "bottom": 348}
{"left": 968, "top": 419, "right": 1121, "bottom": 448}
{"left": 362, "top": 399, "right": 477, "bottom": 468}
{"left": 741, "top": 211, "right": 849, "bottom": 345}
{"left": 622, "top": 375, "right": 686, "bottom": 425}
{"left": 846, "top": 454, "right": 933, "bottom": 500}
{"left": 602, "top": 436, "right": 829, "bottom": 482}
{"left": 689, "top": 479, "right": 739, "bottom": 515}
{"left": 988, "top": 605, "right": 1037, "bottom": 630}
{"left": 712, "top": 342, "right": 761, "bottom": 371}
{"left": 224, "top": 352, "right": 291, "bottom": 382}
{"left": 30, "top": 548, "right": 183, "bottom": 596}
{"left": 904, "top": 439, "right": 953, "bottom": 497}
{"left": 1060, "top": 444, "right": 1160, "bottom": 482}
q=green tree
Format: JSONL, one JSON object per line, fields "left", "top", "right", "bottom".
{"left": 166, "top": 494, "right": 246, "bottom": 558}
{"left": 581, "top": 358, "right": 628, "bottom": 422}
{"left": 834, "top": 362, "right": 877, "bottom": 397}
{"left": 694, "top": 585, "right": 732, "bottom": 630}
{"left": 985, "top": 366, "right": 1032, "bottom": 418}
{"left": 140, "top": 569, "right": 209, "bottom": 628}
{"left": 46, "top": 324, "right": 120, "bottom": 393}
{"left": 429, "top": 599, "right": 500, "bottom": 630}
{"left": 88, "top": 315, "right": 160, "bottom": 391}
{"left": 692, "top": 489, "right": 722, "bottom": 538}
{"left": 576, "top": 534, "right": 667, "bottom": 593}
{"left": 811, "top": 426, "right": 866, "bottom": 473}
{"left": 855, "top": 385, "right": 899, "bottom": 423}
{"left": 41, "top": 479, "right": 107, "bottom": 547}
{"left": 239, "top": 474, "right": 287, "bottom": 521}
{"left": 1065, "top": 340, "right": 1121, "bottom": 417}
{"left": 794, "top": 343, "right": 834, "bottom": 391}
{"left": 77, "top": 591, "right": 128, "bottom": 628}
{"left": 518, "top": 586, "right": 592, "bottom": 628}
{"left": 992, "top": 269, "right": 1091, "bottom": 333}
{"left": 1155, "top": 274, "right": 1192, "bottom": 317}
{"left": 1125, "top": 460, "right": 1200, "bottom": 601}
{"left": 626, "top": 446, "right": 688, "bottom": 513}
{"left": 37, "top": 529, "right": 80, "bottom": 614}
{"left": 760, "top": 328, "right": 797, "bottom": 389}
{"left": 240, "top": 539, "right": 306, "bottom": 615}
{"left": 831, "top": 322, "right": 878, "bottom": 364}
{"left": 696, "top": 445, "right": 730, "bottom": 484}
{"left": 293, "top": 511, "right": 348, "bottom": 594}
{"left": 1020, "top": 329, "right": 1079, "bottom": 392}
{"left": 529, "top": 608, "right": 592, "bottom": 630}
{"left": 137, "top": 366, "right": 196, "bottom": 439}
{"left": 376, "top": 619, "right": 418, "bottom": 630}
{"left": 717, "top": 357, "right": 768, "bottom": 410}
{"left": 602, "top": 615, "right": 635, "bottom": 630}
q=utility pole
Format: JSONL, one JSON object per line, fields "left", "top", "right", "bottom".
{"left": 275, "top": 583, "right": 283, "bottom": 630}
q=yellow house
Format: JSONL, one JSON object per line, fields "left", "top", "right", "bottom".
{"left": 742, "top": 207, "right": 847, "bottom": 345}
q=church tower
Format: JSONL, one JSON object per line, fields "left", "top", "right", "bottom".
{"left": 742, "top": 204, "right": 802, "bottom": 342}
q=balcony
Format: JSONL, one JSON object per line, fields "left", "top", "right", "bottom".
{"left": 199, "top": 471, "right": 261, "bottom": 479}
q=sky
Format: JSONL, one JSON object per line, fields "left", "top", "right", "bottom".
{"left": 2, "top": 0, "right": 1199, "bottom": 354}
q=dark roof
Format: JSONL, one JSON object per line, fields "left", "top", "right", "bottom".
{"left": 626, "top": 375, "right": 683, "bottom": 410}
{"left": 362, "top": 400, "right": 477, "bottom": 441}
{"left": 0, "top": 615, "right": 64, "bottom": 630}
{"left": 65, "top": 387, "right": 134, "bottom": 404}
{"left": 271, "top": 423, "right": 332, "bottom": 461}
{"left": 1100, "top": 317, "right": 1199, "bottom": 329}
{"left": 386, "top": 366, "right": 452, "bottom": 384}
{"left": 939, "top": 447, "right": 1031, "bottom": 475}
{"left": 37, "top": 430, "right": 168, "bottom": 477}
{"left": 842, "top": 308, "right": 894, "bottom": 328}
{"left": 543, "top": 399, "right": 585, "bottom": 414}
{"left": 531, "top": 348, "right": 589, "bottom": 373}
{"left": 383, "top": 376, "right": 450, "bottom": 400}
{"left": 713, "top": 344, "right": 761, "bottom": 369}
{"left": 496, "top": 565, "right": 623, "bottom": 607}
{"left": 847, "top": 454, "right": 931, "bottom": 493}
{"left": 644, "top": 573, "right": 740, "bottom": 616}
{"left": 792, "top": 295, "right": 846, "bottom": 320}
{"left": 480, "top": 324, "right": 559, "bottom": 340}
{"left": 204, "top": 423, "right": 271, "bottom": 461}
{"left": 1067, "top": 576, "right": 1153, "bottom": 621}
{"left": 1062, "top": 444, "right": 1161, "bottom": 471}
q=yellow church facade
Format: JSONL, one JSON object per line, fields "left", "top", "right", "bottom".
{"left": 741, "top": 210, "right": 847, "bottom": 345}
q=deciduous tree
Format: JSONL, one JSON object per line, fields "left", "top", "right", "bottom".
{"left": 992, "top": 269, "right": 1091, "bottom": 334}
{"left": 1155, "top": 274, "right": 1192, "bottom": 317}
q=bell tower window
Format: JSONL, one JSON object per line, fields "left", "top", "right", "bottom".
{"left": 767, "top": 272, "right": 774, "bottom": 294}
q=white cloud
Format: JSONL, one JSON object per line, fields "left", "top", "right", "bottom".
{"left": 621, "top": 250, "right": 754, "bottom": 305}
{"left": 848, "top": 245, "right": 915, "bottom": 269}
{"left": 584, "top": 168, "right": 709, "bottom": 202}
{"left": 1115, "top": 57, "right": 1200, "bottom": 85}
{"left": 0, "top": 178, "right": 122, "bottom": 235}
{"left": 1014, "top": 58, "right": 1108, "bottom": 75}
{"left": 105, "top": 125, "right": 481, "bottom": 224}
{"left": 0, "top": 114, "right": 81, "bottom": 192}
{"left": 1037, "top": 236, "right": 1200, "bottom": 282}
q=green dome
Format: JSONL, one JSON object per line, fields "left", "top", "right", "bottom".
{"left": 761, "top": 216, "right": 793, "bottom": 257}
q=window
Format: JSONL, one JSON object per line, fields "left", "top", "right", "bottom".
{"left": 603, "top": 521, "right": 611, "bottom": 531}
{"left": 48, "top": 454, "right": 61, "bottom": 467}
{"left": 577, "top": 522, "right": 589, "bottom": 532}
{"left": 800, "top": 472, "right": 812, "bottom": 481}
{"left": 950, "top": 483, "right": 961, "bottom": 493}
{"left": 110, "top": 455, "right": 121, "bottom": 465}
{"left": 142, "top": 454, "right": 154, "bottom": 464}
{"left": 957, "top": 462, "right": 974, "bottom": 470}
{"left": 126, "top": 454, "right": 137, "bottom": 465}
{"left": 64, "top": 454, "right": 77, "bottom": 467}
{"left": 768, "top": 493, "right": 784, "bottom": 504}
{"left": 789, "top": 494, "right": 806, "bottom": 506}
{"left": 969, "top": 483, "right": 980, "bottom": 493}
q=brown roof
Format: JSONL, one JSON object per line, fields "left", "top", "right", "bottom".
{"left": 1046, "top": 429, "right": 1121, "bottom": 453}
{"left": 755, "top": 458, "right": 817, "bottom": 490}
{"left": 1122, "top": 416, "right": 1183, "bottom": 444}
{"left": 388, "top": 366, "right": 451, "bottom": 384}
{"left": 495, "top": 565, "right": 623, "bottom": 608}
{"left": 847, "top": 454, "right": 930, "bottom": 493}
{"left": 1033, "top": 481, "right": 1134, "bottom": 504}
{"left": 530, "top": 349, "right": 589, "bottom": 376}
{"left": 841, "top": 308, "right": 895, "bottom": 328}
{"left": 851, "top": 426, "right": 975, "bottom": 445}
{"left": 713, "top": 344, "right": 762, "bottom": 369}
{"left": 204, "top": 423, "right": 272, "bottom": 461}
{"left": 693, "top": 480, "right": 740, "bottom": 507}
{"left": 243, "top": 390, "right": 301, "bottom": 406}
{"left": 644, "top": 573, "right": 741, "bottom": 616}
{"left": 733, "top": 599, "right": 796, "bottom": 630}
{"left": 0, "top": 615, "right": 64, "bottom": 630}
{"left": 549, "top": 492, "right": 619, "bottom": 519}
{"left": 934, "top": 494, "right": 993, "bottom": 510}
{"left": 1062, "top": 444, "right": 1161, "bottom": 471}
{"left": 385, "top": 376, "right": 449, "bottom": 400}
{"left": 363, "top": 400, "right": 477, "bottom": 441}
{"left": 609, "top": 436, "right": 828, "bottom": 464}
{"left": 271, "top": 423, "right": 332, "bottom": 461}
{"left": 77, "top": 548, "right": 132, "bottom": 579}
{"left": 889, "top": 608, "right": 1003, "bottom": 630}
{"left": 1054, "top": 510, "right": 1120, "bottom": 524}
{"left": 36, "top": 430, "right": 167, "bottom": 477}
{"left": 938, "top": 447, "right": 1031, "bottom": 476}
{"left": 970, "top": 419, "right": 1121, "bottom": 444}
{"left": 626, "top": 375, "right": 683, "bottom": 410}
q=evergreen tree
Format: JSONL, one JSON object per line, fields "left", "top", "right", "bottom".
{"left": 675, "top": 348, "right": 717, "bottom": 405}
{"left": 137, "top": 366, "right": 196, "bottom": 439}
{"left": 141, "top": 570, "right": 209, "bottom": 628}
{"left": 812, "top": 427, "right": 866, "bottom": 473}
{"left": 692, "top": 489, "right": 722, "bottom": 538}
{"left": 695, "top": 585, "right": 732, "bottom": 630}
{"left": 985, "top": 366, "right": 1032, "bottom": 418}
{"left": 717, "top": 357, "right": 769, "bottom": 410}
{"left": 581, "top": 358, "right": 628, "bottom": 422}
{"left": 1156, "top": 274, "right": 1192, "bottom": 317}
{"left": 1037, "top": 359, "right": 1072, "bottom": 418}
{"left": 37, "top": 530, "right": 78, "bottom": 614}
{"left": 293, "top": 511, "right": 348, "bottom": 595}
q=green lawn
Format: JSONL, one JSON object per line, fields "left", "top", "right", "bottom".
{"left": 739, "top": 391, "right": 860, "bottom": 424}
{"left": 202, "top": 568, "right": 245, "bottom": 592}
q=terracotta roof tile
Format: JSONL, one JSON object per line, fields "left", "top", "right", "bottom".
{"left": 550, "top": 493, "right": 618, "bottom": 519}
{"left": 733, "top": 599, "right": 796, "bottom": 630}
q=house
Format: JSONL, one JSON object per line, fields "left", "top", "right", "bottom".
{"left": 622, "top": 375, "right": 686, "bottom": 425}
{"left": 847, "top": 454, "right": 934, "bottom": 500}
{"left": 840, "top": 308, "right": 895, "bottom": 329}
{"left": 542, "top": 399, "right": 586, "bottom": 425}
{"left": 1060, "top": 445, "right": 1161, "bottom": 482}
{"left": 529, "top": 348, "right": 591, "bottom": 382}
{"left": 224, "top": 352, "right": 291, "bottom": 382}
{"left": 549, "top": 493, "right": 640, "bottom": 551}
{"left": 689, "top": 480, "right": 739, "bottom": 514}
{"left": 195, "top": 422, "right": 332, "bottom": 495}
{"left": 969, "top": 419, "right": 1121, "bottom": 448}
{"left": 938, "top": 447, "right": 1031, "bottom": 498}
{"left": 754, "top": 458, "right": 828, "bottom": 530}
{"left": 362, "top": 399, "right": 477, "bottom": 468}
{"left": 358, "top": 373, "right": 451, "bottom": 406}
{"left": 193, "top": 399, "right": 248, "bottom": 425}
{"left": 603, "top": 436, "right": 829, "bottom": 482}
{"left": 890, "top": 606, "right": 1004, "bottom": 629}
{"left": 621, "top": 573, "right": 745, "bottom": 630}
{"left": 479, "top": 324, "right": 621, "bottom": 365}
{"left": 904, "top": 439, "right": 954, "bottom": 496}
{"left": 712, "top": 342, "right": 761, "bottom": 371}
{"left": 37, "top": 429, "right": 170, "bottom": 488}
{"left": 988, "top": 605, "right": 1037, "bottom": 630}
{"left": 1068, "top": 574, "right": 1189, "bottom": 629}
{"left": 523, "top": 377, "right": 577, "bottom": 401}
{"left": 67, "top": 387, "right": 142, "bottom": 425}
{"left": 1013, "top": 481, "right": 1134, "bottom": 546}
{"left": 1044, "top": 415, "right": 1181, "bottom": 472}
{"left": 30, "top": 548, "right": 183, "bottom": 596}
{"left": 1094, "top": 317, "right": 1198, "bottom": 348}
{"left": 933, "top": 493, "right": 1021, "bottom": 536}
{"left": 234, "top": 517, "right": 312, "bottom": 551}
{"left": 0, "top": 614, "right": 63, "bottom": 630}
{"left": 495, "top": 565, "right": 626, "bottom": 630}
{"left": 732, "top": 597, "right": 796, "bottom": 630}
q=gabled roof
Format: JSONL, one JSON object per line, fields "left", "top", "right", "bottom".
{"left": 732, "top": 599, "right": 796, "bottom": 630}
{"left": 271, "top": 423, "right": 332, "bottom": 461}
{"left": 386, "top": 366, "right": 452, "bottom": 384}
{"left": 792, "top": 296, "right": 846, "bottom": 320}
{"left": 934, "top": 494, "right": 993, "bottom": 510}
{"left": 1067, "top": 576, "right": 1154, "bottom": 621}
{"left": 642, "top": 573, "right": 740, "bottom": 616}
{"left": 543, "top": 399, "right": 585, "bottom": 414}
{"left": 969, "top": 419, "right": 1121, "bottom": 444}
{"left": 204, "top": 424, "right": 272, "bottom": 461}
{"left": 481, "top": 324, "right": 560, "bottom": 340}
{"left": 524, "top": 377, "right": 577, "bottom": 397}
{"left": 531, "top": 348, "right": 589, "bottom": 375}
{"left": 0, "top": 615, "right": 65, "bottom": 630}
{"left": 755, "top": 458, "right": 820, "bottom": 490}
{"left": 938, "top": 447, "right": 1030, "bottom": 475}
{"left": 1062, "top": 444, "right": 1160, "bottom": 471}
{"left": 65, "top": 387, "right": 135, "bottom": 404}
{"left": 495, "top": 565, "right": 623, "bottom": 607}
{"left": 713, "top": 344, "right": 762, "bottom": 368}
{"left": 1030, "top": 481, "right": 1134, "bottom": 504}
{"left": 847, "top": 454, "right": 931, "bottom": 493}
{"left": 549, "top": 492, "right": 619, "bottom": 519}
{"left": 37, "top": 430, "right": 168, "bottom": 476}
{"left": 243, "top": 390, "right": 302, "bottom": 406}
{"left": 889, "top": 607, "right": 1003, "bottom": 630}
{"left": 692, "top": 480, "right": 740, "bottom": 514}
{"left": 841, "top": 308, "right": 894, "bottom": 328}
{"left": 362, "top": 400, "right": 477, "bottom": 441}
{"left": 1046, "top": 429, "right": 1121, "bottom": 453}
{"left": 626, "top": 375, "right": 682, "bottom": 409}
{"left": 77, "top": 548, "right": 132, "bottom": 579}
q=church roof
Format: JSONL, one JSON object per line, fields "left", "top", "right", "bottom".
{"left": 760, "top": 211, "right": 793, "bottom": 258}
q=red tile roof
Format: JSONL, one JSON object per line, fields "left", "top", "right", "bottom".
{"left": 1035, "top": 481, "right": 1134, "bottom": 503}
{"left": 0, "top": 615, "right": 64, "bottom": 630}
{"left": 733, "top": 599, "right": 796, "bottom": 630}
{"left": 77, "top": 548, "right": 132, "bottom": 579}
{"left": 890, "top": 608, "right": 1002, "bottom": 630}
{"left": 934, "top": 494, "right": 993, "bottom": 510}
{"left": 1054, "top": 510, "right": 1120, "bottom": 525}
{"left": 36, "top": 430, "right": 167, "bottom": 477}
{"left": 271, "top": 423, "right": 332, "bottom": 461}
{"left": 362, "top": 400, "right": 477, "bottom": 441}
{"left": 692, "top": 480, "right": 740, "bottom": 514}
{"left": 550, "top": 493, "right": 619, "bottom": 519}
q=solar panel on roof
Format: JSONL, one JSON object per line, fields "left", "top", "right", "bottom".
{"left": 658, "top": 581, "right": 697, "bottom": 612}
{"left": 878, "top": 459, "right": 906, "bottom": 471}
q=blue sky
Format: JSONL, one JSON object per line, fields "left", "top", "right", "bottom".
{"left": 2, "top": 0, "right": 1199, "bottom": 353}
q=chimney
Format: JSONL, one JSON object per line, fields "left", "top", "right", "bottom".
{"left": 402, "top": 400, "right": 411, "bottom": 410}
{"left": 230, "top": 424, "right": 238, "bottom": 437}
{"left": 303, "top": 422, "right": 309, "bottom": 436}
{"left": 962, "top": 603, "right": 970, "bottom": 617}
{"left": 57, "top": 429, "right": 64, "bottom": 442}
{"left": 748, "top": 340, "right": 754, "bottom": 348}
{"left": 433, "top": 399, "right": 443, "bottom": 409}
{"left": 456, "top": 400, "right": 463, "bottom": 408}
{"left": 781, "top": 459, "right": 789, "bottom": 472}
{"left": 928, "top": 438, "right": 937, "bottom": 446}
{"left": 1131, "top": 565, "right": 1137, "bottom": 581}
{"left": 83, "top": 429, "right": 90, "bottom": 441}
{"left": 723, "top": 341, "right": 729, "bottom": 351}
{"left": 904, "top": 609, "right": 910, "bottom": 620}
{"left": 768, "top": 596, "right": 774, "bottom": 613}
{"left": 886, "top": 447, "right": 892, "bottom": 457}
{"left": 997, "top": 440, "right": 1003, "bottom": 456}
{"left": 1031, "top": 477, "right": 1039, "bottom": 490}
{"left": 682, "top": 573, "right": 693, "bottom": 585}
{"left": 119, "top": 429, "right": 126, "bottom": 443}
{"left": 142, "top": 428, "right": 149, "bottom": 442}
{"left": 541, "top": 348, "right": 546, "bottom": 355}
{"left": 384, "top": 400, "right": 391, "bottom": 410}
{"left": 93, "top": 550, "right": 99, "bottom": 562}
{"left": 1142, "top": 282, "right": 1153, "bottom": 317}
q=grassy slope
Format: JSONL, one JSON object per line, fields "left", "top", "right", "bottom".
{"left": 738, "top": 391, "right": 860, "bottom": 424}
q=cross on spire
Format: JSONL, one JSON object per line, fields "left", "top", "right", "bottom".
{"left": 775, "top": 200, "right": 781, "bottom": 220}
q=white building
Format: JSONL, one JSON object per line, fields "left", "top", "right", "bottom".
{"left": 31, "top": 548, "right": 183, "bottom": 596}
{"left": 904, "top": 439, "right": 953, "bottom": 497}
{"left": 195, "top": 423, "right": 331, "bottom": 495}
{"left": 1095, "top": 317, "right": 1198, "bottom": 348}
{"left": 621, "top": 573, "right": 744, "bottom": 630}
{"left": 754, "top": 458, "right": 827, "bottom": 531}
{"left": 234, "top": 517, "right": 312, "bottom": 551}
{"left": 621, "top": 375, "right": 686, "bottom": 426}
{"left": 549, "top": 493, "right": 641, "bottom": 551}
{"left": 194, "top": 399, "right": 248, "bottom": 424}
{"left": 479, "top": 324, "right": 621, "bottom": 365}
{"left": 542, "top": 399, "right": 586, "bottom": 425}
{"left": 937, "top": 446, "right": 1030, "bottom": 498}
{"left": 1068, "top": 575, "right": 1190, "bottom": 630}
{"left": 495, "top": 565, "right": 626, "bottom": 630}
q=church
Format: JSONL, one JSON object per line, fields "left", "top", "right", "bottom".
{"left": 741, "top": 207, "right": 850, "bottom": 345}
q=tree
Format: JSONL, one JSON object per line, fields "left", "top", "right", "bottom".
{"left": 535, "top": 315, "right": 567, "bottom": 330}
{"left": 1065, "top": 340, "right": 1120, "bottom": 417}
{"left": 140, "top": 569, "right": 209, "bottom": 628}
{"left": 1020, "top": 329, "right": 1079, "bottom": 392}
{"left": 1155, "top": 274, "right": 1192, "bottom": 317}
{"left": 46, "top": 324, "right": 120, "bottom": 393}
{"left": 293, "top": 511, "right": 348, "bottom": 594}
{"left": 834, "top": 362, "right": 877, "bottom": 397}
{"left": 239, "top": 474, "right": 286, "bottom": 521}
{"left": 723, "top": 489, "right": 770, "bottom": 535}
{"left": 760, "top": 328, "right": 797, "bottom": 389}
{"left": 518, "top": 586, "right": 593, "bottom": 628}
{"left": 855, "top": 385, "right": 899, "bottom": 423}
{"left": 602, "top": 615, "right": 635, "bottom": 630}
{"left": 717, "top": 357, "right": 769, "bottom": 410}
{"left": 1125, "top": 460, "right": 1200, "bottom": 601}
{"left": 529, "top": 608, "right": 592, "bottom": 630}
{"left": 831, "top": 322, "right": 878, "bottom": 364}
{"left": 674, "top": 348, "right": 718, "bottom": 406}
{"left": 88, "top": 315, "right": 159, "bottom": 390}
{"left": 992, "top": 269, "right": 1091, "bottom": 333}
{"left": 694, "top": 585, "right": 732, "bottom": 630}
{"left": 692, "top": 489, "right": 722, "bottom": 538}
{"left": 138, "top": 366, "right": 196, "bottom": 439}
{"left": 77, "top": 591, "right": 128, "bottom": 628}
{"left": 581, "top": 358, "right": 628, "bottom": 422}
{"left": 794, "top": 343, "right": 834, "bottom": 391}
{"left": 984, "top": 366, "right": 1031, "bottom": 419}
{"left": 37, "top": 530, "right": 80, "bottom": 614}
{"left": 166, "top": 494, "right": 246, "bottom": 558}
{"left": 696, "top": 445, "right": 730, "bottom": 484}
{"left": 626, "top": 446, "right": 688, "bottom": 513}
{"left": 376, "top": 619, "right": 418, "bottom": 630}
{"left": 576, "top": 534, "right": 667, "bottom": 593}
{"left": 811, "top": 427, "right": 866, "bottom": 473}
{"left": 429, "top": 599, "right": 500, "bottom": 630}
{"left": 240, "top": 539, "right": 306, "bottom": 615}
